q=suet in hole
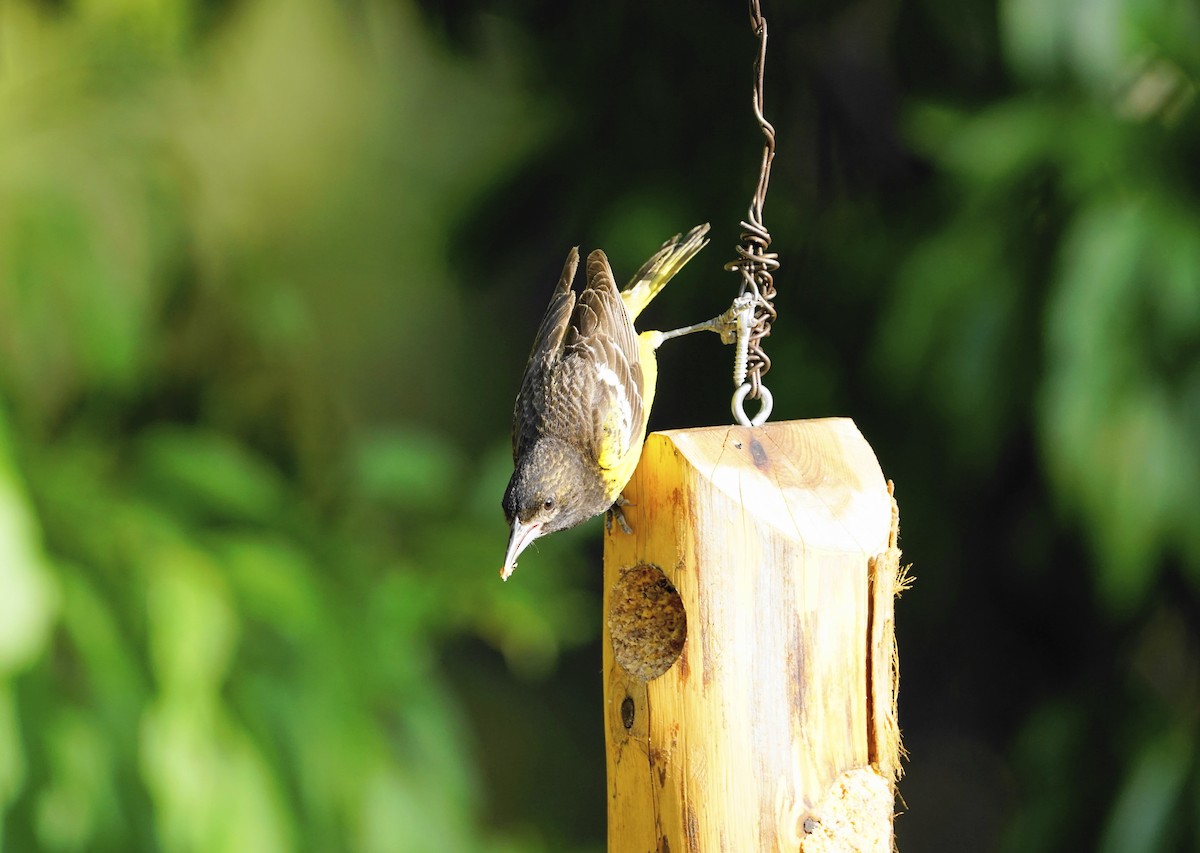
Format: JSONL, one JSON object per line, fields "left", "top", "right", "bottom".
{"left": 608, "top": 563, "right": 686, "bottom": 681}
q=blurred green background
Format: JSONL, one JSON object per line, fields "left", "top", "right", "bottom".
{"left": 1, "top": 0, "right": 1198, "bottom": 850}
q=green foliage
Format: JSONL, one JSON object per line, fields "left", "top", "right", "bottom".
{"left": 891, "top": 0, "right": 1200, "bottom": 847}
{"left": 2, "top": 0, "right": 1199, "bottom": 849}
{"left": 0, "top": 1, "right": 589, "bottom": 850}
{"left": 902, "top": 0, "right": 1200, "bottom": 606}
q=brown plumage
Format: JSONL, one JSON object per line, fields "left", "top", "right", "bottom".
{"left": 501, "top": 225, "right": 710, "bottom": 580}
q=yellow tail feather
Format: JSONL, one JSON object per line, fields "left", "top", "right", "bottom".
{"left": 620, "top": 223, "right": 710, "bottom": 321}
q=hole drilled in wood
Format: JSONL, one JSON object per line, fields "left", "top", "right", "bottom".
{"left": 609, "top": 563, "right": 687, "bottom": 681}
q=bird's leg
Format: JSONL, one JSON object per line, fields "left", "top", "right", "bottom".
{"left": 606, "top": 495, "right": 635, "bottom": 535}
{"left": 651, "top": 296, "right": 752, "bottom": 348}
{"left": 654, "top": 316, "right": 730, "bottom": 343}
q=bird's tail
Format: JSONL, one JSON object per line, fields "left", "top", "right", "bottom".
{"left": 620, "top": 223, "right": 710, "bottom": 321}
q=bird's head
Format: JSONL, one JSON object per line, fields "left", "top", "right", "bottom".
{"left": 500, "top": 436, "right": 602, "bottom": 580}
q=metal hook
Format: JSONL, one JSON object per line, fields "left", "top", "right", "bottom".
{"left": 732, "top": 382, "right": 773, "bottom": 427}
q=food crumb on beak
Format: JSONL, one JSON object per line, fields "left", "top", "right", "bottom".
{"left": 500, "top": 519, "right": 541, "bottom": 582}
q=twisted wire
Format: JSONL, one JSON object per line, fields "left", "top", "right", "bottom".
{"left": 724, "top": 0, "right": 779, "bottom": 402}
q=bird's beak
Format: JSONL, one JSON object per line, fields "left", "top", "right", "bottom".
{"left": 501, "top": 519, "right": 542, "bottom": 581}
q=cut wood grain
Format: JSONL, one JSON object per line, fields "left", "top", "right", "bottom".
{"left": 602, "top": 418, "right": 902, "bottom": 852}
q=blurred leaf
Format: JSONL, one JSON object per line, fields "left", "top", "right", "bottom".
{"left": 143, "top": 540, "right": 239, "bottom": 694}
{"left": 931, "top": 99, "right": 1063, "bottom": 186}
{"left": 0, "top": 410, "right": 58, "bottom": 673}
{"left": 1099, "top": 726, "right": 1194, "bottom": 853}
{"left": 353, "top": 428, "right": 465, "bottom": 514}
{"left": 34, "top": 710, "right": 116, "bottom": 852}
{"left": 216, "top": 533, "right": 324, "bottom": 643}
{"left": 138, "top": 427, "right": 287, "bottom": 524}
{"left": 1041, "top": 197, "right": 1200, "bottom": 611}
{"left": 0, "top": 685, "right": 26, "bottom": 821}
{"left": 1000, "top": 0, "right": 1069, "bottom": 82}
{"left": 874, "top": 221, "right": 1024, "bottom": 469}
{"left": 416, "top": 511, "right": 597, "bottom": 678}
{"left": 140, "top": 695, "right": 294, "bottom": 853}
{"left": 57, "top": 565, "right": 148, "bottom": 743}
{"left": 1002, "top": 0, "right": 1160, "bottom": 92}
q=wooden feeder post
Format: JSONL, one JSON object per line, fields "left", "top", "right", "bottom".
{"left": 602, "top": 418, "right": 903, "bottom": 852}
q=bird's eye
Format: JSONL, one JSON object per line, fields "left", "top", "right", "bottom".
{"left": 542, "top": 497, "right": 555, "bottom": 512}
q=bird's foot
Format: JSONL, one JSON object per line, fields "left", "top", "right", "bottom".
{"left": 606, "top": 496, "right": 635, "bottom": 535}
{"left": 656, "top": 293, "right": 756, "bottom": 347}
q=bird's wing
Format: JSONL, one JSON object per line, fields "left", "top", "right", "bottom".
{"left": 513, "top": 247, "right": 578, "bottom": 459}
{"left": 559, "top": 250, "right": 645, "bottom": 473}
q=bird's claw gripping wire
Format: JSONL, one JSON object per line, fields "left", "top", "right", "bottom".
{"left": 657, "top": 293, "right": 754, "bottom": 346}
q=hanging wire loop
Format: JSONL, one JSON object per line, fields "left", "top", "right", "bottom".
{"left": 726, "top": 0, "right": 779, "bottom": 427}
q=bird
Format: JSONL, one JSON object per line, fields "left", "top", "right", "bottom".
{"left": 501, "top": 223, "right": 718, "bottom": 580}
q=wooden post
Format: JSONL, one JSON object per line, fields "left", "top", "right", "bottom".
{"left": 602, "top": 418, "right": 903, "bottom": 852}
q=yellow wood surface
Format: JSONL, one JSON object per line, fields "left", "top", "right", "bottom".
{"left": 602, "top": 418, "right": 900, "bottom": 852}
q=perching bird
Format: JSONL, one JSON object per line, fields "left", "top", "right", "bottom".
{"left": 501, "top": 224, "right": 714, "bottom": 580}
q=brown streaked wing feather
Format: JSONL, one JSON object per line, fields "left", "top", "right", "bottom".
{"left": 558, "top": 250, "right": 645, "bottom": 469}
{"left": 512, "top": 248, "right": 578, "bottom": 458}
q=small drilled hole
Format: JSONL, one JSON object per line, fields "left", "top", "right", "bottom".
{"left": 620, "top": 695, "right": 635, "bottom": 729}
{"left": 608, "top": 563, "right": 687, "bottom": 681}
